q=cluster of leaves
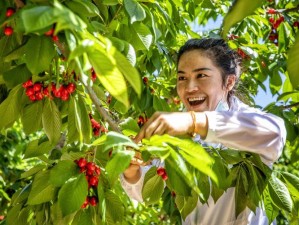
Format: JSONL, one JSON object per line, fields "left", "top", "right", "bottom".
{"left": 0, "top": 0, "right": 299, "bottom": 224}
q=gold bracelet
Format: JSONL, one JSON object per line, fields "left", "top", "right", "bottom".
{"left": 189, "top": 111, "right": 197, "bottom": 137}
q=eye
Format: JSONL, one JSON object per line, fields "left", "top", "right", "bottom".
{"left": 178, "top": 76, "right": 186, "bottom": 81}
{"left": 197, "top": 73, "right": 207, "bottom": 78}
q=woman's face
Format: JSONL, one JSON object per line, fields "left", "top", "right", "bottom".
{"left": 177, "top": 50, "right": 228, "bottom": 112}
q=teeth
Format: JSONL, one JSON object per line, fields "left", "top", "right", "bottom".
{"left": 188, "top": 97, "right": 205, "bottom": 102}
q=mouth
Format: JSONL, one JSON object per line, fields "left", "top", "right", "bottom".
{"left": 187, "top": 97, "right": 206, "bottom": 106}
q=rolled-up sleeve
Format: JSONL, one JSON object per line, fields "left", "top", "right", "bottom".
{"left": 204, "top": 110, "right": 286, "bottom": 165}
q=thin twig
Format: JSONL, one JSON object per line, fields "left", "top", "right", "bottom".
{"left": 14, "top": 0, "right": 25, "bottom": 8}
{"left": 84, "top": 83, "right": 121, "bottom": 133}
{"left": 280, "top": 102, "right": 299, "bottom": 110}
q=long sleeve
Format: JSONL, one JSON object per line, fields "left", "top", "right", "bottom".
{"left": 204, "top": 99, "right": 286, "bottom": 165}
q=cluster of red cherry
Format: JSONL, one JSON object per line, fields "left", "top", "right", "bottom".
{"left": 75, "top": 158, "right": 101, "bottom": 208}
{"left": 267, "top": 8, "right": 286, "bottom": 45}
{"left": 3, "top": 8, "right": 15, "bottom": 36}
{"left": 89, "top": 114, "right": 107, "bottom": 136}
{"left": 157, "top": 167, "right": 168, "bottom": 181}
{"left": 22, "top": 79, "right": 76, "bottom": 101}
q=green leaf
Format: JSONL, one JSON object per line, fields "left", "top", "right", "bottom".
{"left": 21, "top": 2, "right": 87, "bottom": 34}
{"left": 148, "top": 135, "right": 217, "bottom": 184}
{"left": 111, "top": 47, "right": 141, "bottom": 96}
{"left": 3, "top": 64, "right": 32, "bottom": 88}
{"left": 21, "top": 100, "right": 43, "bottom": 135}
{"left": 21, "top": 6, "right": 56, "bottom": 33}
{"left": 287, "top": 33, "right": 299, "bottom": 89}
{"left": 142, "top": 166, "right": 165, "bottom": 205}
{"left": 153, "top": 95, "right": 171, "bottom": 111}
{"left": 235, "top": 168, "right": 248, "bottom": 217}
{"left": 65, "top": 0, "right": 99, "bottom": 18}
{"left": 50, "top": 160, "right": 78, "bottom": 187}
{"left": 72, "top": 209, "right": 93, "bottom": 225}
{"left": 10, "top": 183, "right": 31, "bottom": 206}
{"left": 27, "top": 170, "right": 56, "bottom": 205}
{"left": 124, "top": 0, "right": 146, "bottom": 24}
{"left": 25, "top": 35, "right": 56, "bottom": 75}
{"left": 42, "top": 98, "right": 62, "bottom": 144}
{"left": 222, "top": 0, "right": 263, "bottom": 36}
{"left": 105, "top": 190, "right": 125, "bottom": 223}
{"left": 119, "top": 117, "right": 140, "bottom": 136}
{"left": 21, "top": 165, "right": 46, "bottom": 179}
{"left": 24, "top": 139, "right": 54, "bottom": 158}
{"left": 132, "top": 22, "right": 153, "bottom": 50}
{"left": 106, "top": 150, "right": 134, "bottom": 186}
{"left": 175, "top": 191, "right": 198, "bottom": 220}
{"left": 281, "top": 172, "right": 299, "bottom": 200}
{"left": 263, "top": 186, "right": 279, "bottom": 223}
{"left": 68, "top": 96, "right": 81, "bottom": 143}
{"left": 77, "top": 94, "right": 92, "bottom": 143}
{"left": 88, "top": 47, "right": 129, "bottom": 109}
{"left": 58, "top": 173, "right": 89, "bottom": 216}
{"left": 92, "top": 131, "right": 139, "bottom": 151}
{"left": 268, "top": 174, "right": 293, "bottom": 213}
{"left": 6, "top": 204, "right": 23, "bottom": 225}
{"left": 0, "top": 84, "right": 23, "bottom": 129}
{"left": 165, "top": 159, "right": 192, "bottom": 196}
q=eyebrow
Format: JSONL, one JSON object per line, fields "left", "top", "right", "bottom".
{"left": 177, "top": 67, "right": 212, "bottom": 74}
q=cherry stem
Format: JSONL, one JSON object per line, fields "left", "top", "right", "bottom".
{"left": 280, "top": 102, "right": 299, "bottom": 109}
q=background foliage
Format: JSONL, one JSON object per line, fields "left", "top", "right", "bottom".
{"left": 0, "top": 0, "right": 298, "bottom": 224}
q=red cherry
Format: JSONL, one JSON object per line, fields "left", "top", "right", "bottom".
{"left": 81, "top": 197, "right": 89, "bottom": 208}
{"left": 43, "top": 86, "right": 49, "bottom": 96}
{"left": 171, "top": 191, "right": 176, "bottom": 197}
{"left": 35, "top": 92, "right": 44, "bottom": 101}
{"left": 77, "top": 158, "right": 87, "bottom": 168}
{"left": 95, "top": 166, "right": 101, "bottom": 175}
{"left": 269, "top": 17, "right": 275, "bottom": 24}
{"left": 33, "top": 83, "right": 42, "bottom": 92}
{"left": 22, "top": 79, "right": 33, "bottom": 88}
{"left": 4, "top": 26, "right": 13, "bottom": 36}
{"left": 86, "top": 162, "right": 96, "bottom": 172}
{"left": 161, "top": 173, "right": 168, "bottom": 181}
{"left": 267, "top": 8, "right": 276, "bottom": 14}
{"left": 66, "top": 83, "right": 76, "bottom": 94}
{"left": 93, "top": 128, "right": 100, "bottom": 136}
{"left": 6, "top": 8, "right": 15, "bottom": 17}
{"left": 138, "top": 116, "right": 145, "bottom": 127}
{"left": 90, "top": 119, "right": 100, "bottom": 129}
{"left": 89, "top": 196, "right": 98, "bottom": 206}
{"left": 142, "top": 77, "right": 148, "bottom": 85}
{"left": 45, "top": 28, "right": 54, "bottom": 36}
{"left": 60, "top": 88, "right": 69, "bottom": 101}
{"left": 29, "top": 95, "right": 36, "bottom": 101}
{"left": 26, "top": 87, "right": 35, "bottom": 96}
{"left": 88, "top": 176, "right": 98, "bottom": 186}
{"left": 53, "top": 86, "right": 62, "bottom": 98}
{"left": 293, "top": 21, "right": 299, "bottom": 28}
{"left": 157, "top": 167, "right": 165, "bottom": 176}
{"left": 108, "top": 150, "right": 113, "bottom": 157}
{"left": 91, "top": 69, "right": 97, "bottom": 82}
{"left": 52, "top": 35, "right": 59, "bottom": 41}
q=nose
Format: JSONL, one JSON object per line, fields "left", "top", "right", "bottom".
{"left": 186, "top": 78, "right": 199, "bottom": 93}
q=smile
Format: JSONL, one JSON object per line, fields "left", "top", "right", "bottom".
{"left": 187, "top": 97, "right": 206, "bottom": 106}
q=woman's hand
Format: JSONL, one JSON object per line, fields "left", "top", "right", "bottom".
{"left": 134, "top": 112, "right": 194, "bottom": 143}
{"left": 123, "top": 152, "right": 149, "bottom": 184}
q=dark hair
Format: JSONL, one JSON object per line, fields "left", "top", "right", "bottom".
{"left": 177, "top": 38, "right": 242, "bottom": 102}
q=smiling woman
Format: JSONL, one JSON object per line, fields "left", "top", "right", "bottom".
{"left": 121, "top": 38, "right": 287, "bottom": 225}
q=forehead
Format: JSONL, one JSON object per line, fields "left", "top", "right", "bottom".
{"left": 177, "top": 50, "right": 216, "bottom": 70}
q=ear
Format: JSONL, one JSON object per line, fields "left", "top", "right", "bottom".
{"left": 225, "top": 75, "right": 236, "bottom": 91}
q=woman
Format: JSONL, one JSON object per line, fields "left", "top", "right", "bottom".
{"left": 121, "top": 38, "right": 286, "bottom": 225}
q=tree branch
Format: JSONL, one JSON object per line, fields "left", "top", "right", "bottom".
{"left": 84, "top": 83, "right": 122, "bottom": 133}
{"left": 280, "top": 102, "right": 299, "bottom": 109}
{"left": 14, "top": 0, "right": 25, "bottom": 8}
